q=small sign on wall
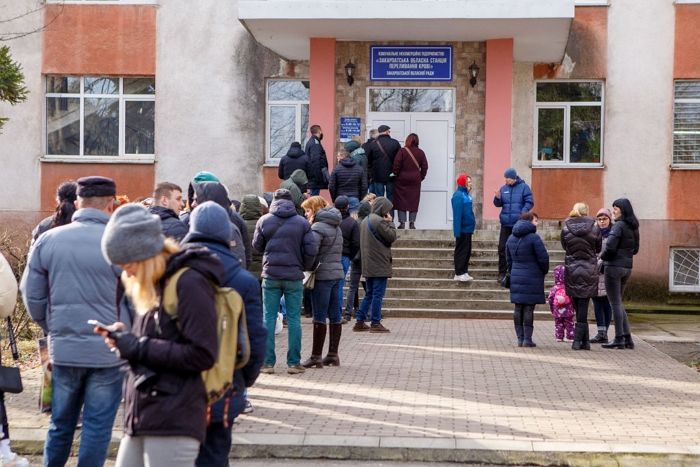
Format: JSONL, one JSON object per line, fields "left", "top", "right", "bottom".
{"left": 370, "top": 46, "right": 453, "bottom": 81}
{"left": 339, "top": 117, "right": 362, "bottom": 142}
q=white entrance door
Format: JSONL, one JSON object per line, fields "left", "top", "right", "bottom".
{"left": 367, "top": 111, "right": 454, "bottom": 229}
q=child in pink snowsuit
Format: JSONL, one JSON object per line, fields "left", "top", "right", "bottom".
{"left": 547, "top": 265, "right": 574, "bottom": 341}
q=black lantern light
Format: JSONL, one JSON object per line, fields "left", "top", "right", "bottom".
{"left": 469, "top": 61, "right": 480, "bottom": 88}
{"left": 344, "top": 61, "right": 356, "bottom": 86}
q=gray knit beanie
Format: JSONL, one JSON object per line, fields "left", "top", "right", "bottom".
{"left": 102, "top": 204, "right": 165, "bottom": 265}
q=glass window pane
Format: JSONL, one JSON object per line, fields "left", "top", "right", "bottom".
{"left": 84, "top": 77, "right": 119, "bottom": 95}
{"left": 674, "top": 102, "right": 700, "bottom": 132}
{"left": 268, "top": 80, "right": 309, "bottom": 101}
{"left": 124, "top": 77, "right": 156, "bottom": 95}
{"left": 537, "top": 108, "right": 564, "bottom": 161}
{"left": 673, "top": 249, "right": 700, "bottom": 286}
{"left": 84, "top": 98, "right": 119, "bottom": 155}
{"left": 536, "top": 82, "right": 602, "bottom": 102}
{"left": 301, "top": 104, "right": 309, "bottom": 147}
{"left": 125, "top": 101, "right": 155, "bottom": 154}
{"left": 675, "top": 81, "right": 700, "bottom": 100}
{"left": 674, "top": 133, "right": 700, "bottom": 164}
{"left": 368, "top": 89, "right": 453, "bottom": 112}
{"left": 46, "top": 97, "right": 80, "bottom": 155}
{"left": 46, "top": 76, "right": 80, "bottom": 94}
{"left": 570, "top": 106, "right": 601, "bottom": 163}
{"left": 269, "top": 106, "right": 296, "bottom": 159}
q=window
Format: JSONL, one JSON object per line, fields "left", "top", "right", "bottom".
{"left": 46, "top": 76, "right": 155, "bottom": 159}
{"left": 673, "top": 81, "right": 700, "bottom": 166}
{"left": 368, "top": 88, "right": 454, "bottom": 112}
{"left": 534, "top": 81, "right": 604, "bottom": 166}
{"left": 670, "top": 248, "right": 700, "bottom": 292}
{"left": 266, "top": 80, "right": 309, "bottom": 163}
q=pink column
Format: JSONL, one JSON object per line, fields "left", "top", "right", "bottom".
{"left": 309, "top": 38, "right": 336, "bottom": 171}
{"left": 482, "top": 39, "right": 514, "bottom": 220}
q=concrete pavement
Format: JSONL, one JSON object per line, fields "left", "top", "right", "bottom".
{"left": 7, "top": 318, "right": 700, "bottom": 465}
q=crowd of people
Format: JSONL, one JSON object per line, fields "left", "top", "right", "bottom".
{"left": 451, "top": 168, "right": 640, "bottom": 350}
{"left": 0, "top": 122, "right": 639, "bottom": 466}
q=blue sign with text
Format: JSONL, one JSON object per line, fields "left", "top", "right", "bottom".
{"left": 339, "top": 117, "right": 362, "bottom": 141}
{"left": 370, "top": 46, "right": 452, "bottom": 81}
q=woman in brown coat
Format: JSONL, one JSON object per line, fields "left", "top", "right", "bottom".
{"left": 392, "top": 133, "right": 428, "bottom": 229}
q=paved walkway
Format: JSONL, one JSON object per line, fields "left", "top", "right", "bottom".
{"left": 7, "top": 318, "right": 700, "bottom": 462}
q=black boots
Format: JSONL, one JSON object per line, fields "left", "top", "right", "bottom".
{"left": 522, "top": 326, "right": 536, "bottom": 347}
{"left": 590, "top": 330, "right": 608, "bottom": 344}
{"left": 398, "top": 222, "right": 405, "bottom": 229}
{"left": 572, "top": 323, "right": 591, "bottom": 350}
{"left": 514, "top": 324, "right": 524, "bottom": 347}
{"left": 409, "top": 222, "right": 416, "bottom": 229}
{"left": 322, "top": 323, "right": 342, "bottom": 366}
{"left": 603, "top": 334, "right": 634, "bottom": 349}
{"left": 302, "top": 323, "right": 326, "bottom": 368}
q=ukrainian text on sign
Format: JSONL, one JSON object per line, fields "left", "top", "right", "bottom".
{"left": 339, "top": 117, "right": 362, "bottom": 142}
{"left": 370, "top": 46, "right": 452, "bottom": 81}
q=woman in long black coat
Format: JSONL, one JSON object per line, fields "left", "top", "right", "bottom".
{"left": 392, "top": 133, "right": 428, "bottom": 229}
{"left": 506, "top": 212, "right": 549, "bottom": 347}
{"left": 560, "top": 203, "right": 601, "bottom": 351}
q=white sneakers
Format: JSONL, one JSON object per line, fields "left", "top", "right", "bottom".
{"left": 453, "top": 273, "right": 474, "bottom": 282}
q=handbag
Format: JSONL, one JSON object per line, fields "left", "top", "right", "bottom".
{"left": 303, "top": 270, "right": 317, "bottom": 290}
{"left": 501, "top": 273, "right": 511, "bottom": 289}
{"left": 0, "top": 317, "right": 23, "bottom": 394}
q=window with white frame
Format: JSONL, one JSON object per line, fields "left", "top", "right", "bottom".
{"left": 673, "top": 81, "right": 700, "bottom": 166}
{"left": 534, "top": 81, "right": 603, "bottom": 165}
{"left": 670, "top": 248, "right": 700, "bottom": 292}
{"left": 46, "top": 76, "right": 155, "bottom": 157}
{"left": 266, "top": 80, "right": 309, "bottom": 163}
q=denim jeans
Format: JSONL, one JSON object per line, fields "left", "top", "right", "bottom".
{"left": 195, "top": 421, "right": 232, "bottom": 467}
{"left": 311, "top": 279, "right": 341, "bottom": 324}
{"left": 357, "top": 277, "right": 388, "bottom": 324}
{"left": 369, "top": 181, "right": 394, "bottom": 202}
{"left": 337, "top": 256, "right": 351, "bottom": 318}
{"left": 592, "top": 296, "right": 612, "bottom": 331}
{"left": 262, "top": 278, "right": 303, "bottom": 366}
{"left": 45, "top": 365, "right": 123, "bottom": 467}
{"left": 604, "top": 266, "right": 632, "bottom": 337}
{"left": 345, "top": 260, "right": 362, "bottom": 318}
{"left": 310, "top": 188, "right": 321, "bottom": 196}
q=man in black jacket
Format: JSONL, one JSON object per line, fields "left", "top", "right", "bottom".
{"left": 329, "top": 148, "right": 367, "bottom": 204}
{"left": 278, "top": 141, "right": 309, "bottom": 180}
{"left": 305, "top": 124, "right": 329, "bottom": 195}
{"left": 366, "top": 125, "right": 401, "bottom": 202}
{"left": 148, "top": 182, "right": 188, "bottom": 241}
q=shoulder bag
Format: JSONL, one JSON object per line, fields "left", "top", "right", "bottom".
{"left": 0, "top": 317, "right": 23, "bottom": 394}
{"left": 403, "top": 147, "right": 422, "bottom": 171}
{"left": 304, "top": 229, "right": 339, "bottom": 290}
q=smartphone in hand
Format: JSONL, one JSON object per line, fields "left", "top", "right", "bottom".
{"left": 87, "top": 319, "right": 117, "bottom": 338}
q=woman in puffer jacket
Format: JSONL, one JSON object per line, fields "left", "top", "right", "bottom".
{"left": 601, "top": 198, "right": 640, "bottom": 350}
{"left": 560, "top": 203, "right": 601, "bottom": 351}
{"left": 300, "top": 197, "right": 345, "bottom": 367}
{"left": 591, "top": 208, "right": 613, "bottom": 343}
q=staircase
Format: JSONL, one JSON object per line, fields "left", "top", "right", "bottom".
{"left": 354, "top": 225, "right": 565, "bottom": 320}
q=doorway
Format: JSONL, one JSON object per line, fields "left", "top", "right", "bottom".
{"left": 366, "top": 87, "right": 455, "bottom": 229}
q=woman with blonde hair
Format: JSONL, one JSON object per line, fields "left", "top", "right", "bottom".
{"left": 301, "top": 195, "right": 328, "bottom": 223}
{"left": 97, "top": 204, "right": 221, "bottom": 467}
{"left": 560, "top": 202, "right": 601, "bottom": 350}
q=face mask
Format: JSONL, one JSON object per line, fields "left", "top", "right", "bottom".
{"left": 318, "top": 133, "right": 324, "bottom": 141}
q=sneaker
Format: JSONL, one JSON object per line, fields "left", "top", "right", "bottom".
{"left": 369, "top": 323, "right": 391, "bottom": 333}
{"left": 260, "top": 365, "right": 275, "bottom": 374}
{"left": 556, "top": 338, "right": 564, "bottom": 342}
{"left": 242, "top": 400, "right": 254, "bottom": 414}
{"left": 453, "top": 273, "right": 474, "bottom": 282}
{"left": 353, "top": 321, "right": 370, "bottom": 332}
{"left": 0, "top": 452, "right": 29, "bottom": 467}
{"left": 287, "top": 365, "right": 306, "bottom": 374}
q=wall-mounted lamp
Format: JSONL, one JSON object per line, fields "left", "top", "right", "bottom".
{"left": 344, "top": 61, "right": 356, "bottom": 86}
{"left": 468, "top": 61, "right": 480, "bottom": 88}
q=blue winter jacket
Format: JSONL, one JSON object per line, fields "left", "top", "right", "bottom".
{"left": 506, "top": 219, "right": 549, "bottom": 304}
{"left": 493, "top": 178, "right": 534, "bottom": 227}
{"left": 20, "top": 208, "right": 131, "bottom": 367}
{"left": 451, "top": 186, "right": 476, "bottom": 237}
{"left": 253, "top": 199, "right": 319, "bottom": 281}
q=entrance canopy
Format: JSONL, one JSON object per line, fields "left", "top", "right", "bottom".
{"left": 238, "top": 0, "right": 574, "bottom": 63}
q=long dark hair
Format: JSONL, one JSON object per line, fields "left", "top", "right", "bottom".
{"left": 404, "top": 133, "right": 419, "bottom": 147}
{"left": 612, "top": 198, "right": 639, "bottom": 230}
{"left": 50, "top": 181, "right": 78, "bottom": 229}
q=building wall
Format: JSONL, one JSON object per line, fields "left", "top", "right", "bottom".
{"left": 334, "top": 41, "right": 486, "bottom": 218}
{"left": 155, "top": 0, "right": 281, "bottom": 200}
{"left": 0, "top": 0, "right": 44, "bottom": 217}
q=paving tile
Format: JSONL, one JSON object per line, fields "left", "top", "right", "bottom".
{"left": 304, "top": 435, "right": 379, "bottom": 447}
{"left": 455, "top": 438, "right": 533, "bottom": 451}
{"left": 380, "top": 437, "right": 456, "bottom": 449}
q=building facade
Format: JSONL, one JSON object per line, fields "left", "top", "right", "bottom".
{"left": 1, "top": 0, "right": 699, "bottom": 300}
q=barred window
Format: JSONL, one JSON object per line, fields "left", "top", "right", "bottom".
{"left": 673, "top": 81, "right": 700, "bottom": 166}
{"left": 266, "top": 80, "right": 309, "bottom": 163}
{"left": 670, "top": 248, "right": 700, "bottom": 292}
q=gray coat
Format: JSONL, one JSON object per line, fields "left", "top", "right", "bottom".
{"left": 311, "top": 208, "right": 344, "bottom": 281}
{"left": 360, "top": 197, "right": 397, "bottom": 278}
{"left": 20, "top": 208, "right": 129, "bottom": 368}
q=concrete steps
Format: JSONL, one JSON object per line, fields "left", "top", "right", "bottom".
{"left": 346, "top": 228, "right": 564, "bottom": 319}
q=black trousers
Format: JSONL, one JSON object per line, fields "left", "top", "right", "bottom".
{"left": 498, "top": 225, "right": 513, "bottom": 274}
{"left": 573, "top": 297, "right": 590, "bottom": 324}
{"left": 454, "top": 233, "right": 473, "bottom": 275}
{"left": 513, "top": 303, "right": 535, "bottom": 328}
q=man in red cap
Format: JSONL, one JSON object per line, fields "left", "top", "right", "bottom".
{"left": 451, "top": 174, "right": 476, "bottom": 281}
